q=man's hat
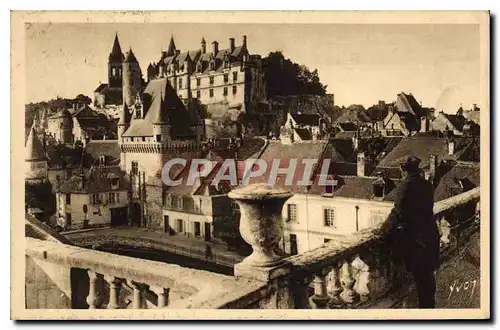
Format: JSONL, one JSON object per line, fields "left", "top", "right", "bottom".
{"left": 400, "top": 155, "right": 421, "bottom": 172}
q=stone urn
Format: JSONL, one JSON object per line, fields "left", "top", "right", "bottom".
{"left": 228, "top": 183, "right": 292, "bottom": 268}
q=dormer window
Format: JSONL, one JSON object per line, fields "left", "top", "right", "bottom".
{"left": 110, "top": 177, "right": 119, "bottom": 190}
{"left": 177, "top": 196, "right": 184, "bottom": 210}
{"left": 99, "top": 155, "right": 106, "bottom": 166}
{"left": 165, "top": 194, "right": 172, "bottom": 208}
{"left": 197, "top": 63, "right": 202, "bottom": 73}
{"left": 209, "top": 62, "right": 215, "bottom": 71}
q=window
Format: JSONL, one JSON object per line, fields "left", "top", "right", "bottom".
{"left": 165, "top": 194, "right": 172, "bottom": 208}
{"left": 324, "top": 238, "right": 331, "bottom": 243}
{"left": 99, "top": 155, "right": 106, "bottom": 166}
{"left": 108, "top": 192, "right": 116, "bottom": 204}
{"left": 196, "top": 78, "right": 201, "bottom": 87}
{"left": 110, "top": 178, "right": 119, "bottom": 190}
{"left": 209, "top": 89, "right": 214, "bottom": 98}
{"left": 178, "top": 196, "right": 184, "bottom": 210}
{"left": 287, "top": 204, "right": 297, "bottom": 222}
{"left": 156, "top": 134, "right": 161, "bottom": 142}
{"left": 324, "top": 208, "right": 336, "bottom": 227}
{"left": 233, "top": 71, "right": 238, "bottom": 82}
{"left": 142, "top": 137, "right": 146, "bottom": 142}
{"left": 116, "top": 193, "right": 120, "bottom": 204}
{"left": 131, "top": 161, "right": 138, "bottom": 175}
{"left": 224, "top": 74, "right": 229, "bottom": 83}
{"left": 65, "top": 193, "right": 71, "bottom": 205}
{"left": 196, "top": 90, "right": 201, "bottom": 98}
{"left": 231, "top": 200, "right": 240, "bottom": 213}
{"left": 209, "top": 76, "right": 214, "bottom": 85}
{"left": 370, "top": 210, "right": 386, "bottom": 227}
{"left": 232, "top": 85, "right": 237, "bottom": 95}
{"left": 178, "top": 78, "right": 182, "bottom": 89}
{"left": 112, "top": 68, "right": 116, "bottom": 76}
{"left": 177, "top": 219, "right": 184, "bottom": 233}
{"left": 209, "top": 62, "right": 215, "bottom": 71}
{"left": 223, "top": 87, "right": 228, "bottom": 96}
{"left": 92, "top": 194, "right": 100, "bottom": 205}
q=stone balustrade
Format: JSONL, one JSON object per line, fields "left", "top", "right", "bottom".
{"left": 25, "top": 236, "right": 267, "bottom": 309}
{"left": 25, "top": 184, "right": 480, "bottom": 310}
{"left": 226, "top": 184, "right": 480, "bottom": 309}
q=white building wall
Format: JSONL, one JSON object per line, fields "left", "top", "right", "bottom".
{"left": 281, "top": 194, "right": 394, "bottom": 254}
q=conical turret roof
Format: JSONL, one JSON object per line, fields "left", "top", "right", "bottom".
{"left": 109, "top": 33, "right": 125, "bottom": 62}
{"left": 124, "top": 47, "right": 139, "bottom": 63}
{"left": 166, "top": 36, "right": 177, "bottom": 57}
{"left": 25, "top": 125, "right": 46, "bottom": 161}
{"left": 118, "top": 102, "right": 131, "bottom": 126}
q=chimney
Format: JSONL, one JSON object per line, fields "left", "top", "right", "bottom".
{"left": 473, "top": 103, "right": 478, "bottom": 111}
{"left": 357, "top": 152, "right": 366, "bottom": 177}
{"left": 429, "top": 154, "right": 437, "bottom": 182}
{"left": 201, "top": 38, "right": 206, "bottom": 54}
{"left": 161, "top": 50, "right": 167, "bottom": 58}
{"left": 212, "top": 41, "right": 219, "bottom": 55}
{"left": 229, "top": 38, "right": 236, "bottom": 52}
{"left": 448, "top": 139, "right": 455, "bottom": 155}
{"left": 420, "top": 116, "right": 428, "bottom": 133}
{"left": 73, "top": 103, "right": 77, "bottom": 111}
{"left": 242, "top": 35, "right": 247, "bottom": 48}
{"left": 378, "top": 100, "right": 386, "bottom": 108}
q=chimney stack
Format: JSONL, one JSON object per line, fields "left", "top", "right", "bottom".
{"left": 79, "top": 173, "right": 86, "bottom": 190}
{"left": 357, "top": 152, "right": 366, "bottom": 177}
{"left": 201, "top": 37, "right": 206, "bottom": 54}
{"left": 447, "top": 139, "right": 455, "bottom": 155}
{"left": 473, "top": 103, "right": 478, "bottom": 111}
{"left": 243, "top": 35, "right": 247, "bottom": 48}
{"left": 229, "top": 38, "right": 235, "bottom": 52}
{"left": 212, "top": 41, "right": 219, "bottom": 55}
{"left": 420, "top": 116, "right": 428, "bottom": 133}
{"left": 429, "top": 154, "right": 437, "bottom": 182}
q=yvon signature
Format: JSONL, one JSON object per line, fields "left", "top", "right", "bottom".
{"left": 448, "top": 279, "right": 478, "bottom": 304}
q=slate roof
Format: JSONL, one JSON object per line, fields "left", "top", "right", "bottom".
{"left": 206, "top": 137, "right": 267, "bottom": 161}
{"left": 25, "top": 126, "right": 47, "bottom": 161}
{"left": 294, "top": 128, "right": 312, "bottom": 140}
{"left": 122, "top": 78, "right": 200, "bottom": 138}
{"left": 84, "top": 140, "right": 121, "bottom": 165}
{"left": 336, "top": 122, "right": 358, "bottom": 132}
{"left": 48, "top": 108, "right": 72, "bottom": 119}
{"left": 291, "top": 113, "right": 320, "bottom": 127}
{"left": 58, "top": 166, "right": 129, "bottom": 194}
{"left": 433, "top": 162, "right": 480, "bottom": 202}
{"left": 94, "top": 83, "right": 108, "bottom": 93}
{"left": 377, "top": 136, "right": 474, "bottom": 168}
{"left": 334, "top": 109, "right": 371, "bottom": 124}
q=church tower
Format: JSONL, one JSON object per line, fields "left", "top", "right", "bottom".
{"left": 25, "top": 124, "right": 48, "bottom": 183}
{"left": 122, "top": 48, "right": 143, "bottom": 107}
{"left": 108, "top": 33, "right": 124, "bottom": 89}
{"left": 166, "top": 36, "right": 177, "bottom": 57}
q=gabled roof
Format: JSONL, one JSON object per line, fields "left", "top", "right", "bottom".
{"left": 433, "top": 162, "right": 480, "bottom": 202}
{"left": 124, "top": 48, "right": 139, "bottom": 63}
{"left": 48, "top": 108, "right": 71, "bottom": 119}
{"left": 25, "top": 126, "right": 47, "bottom": 161}
{"left": 72, "top": 104, "right": 99, "bottom": 118}
{"left": 58, "top": 166, "right": 129, "bottom": 194}
{"left": 294, "top": 128, "right": 312, "bottom": 140}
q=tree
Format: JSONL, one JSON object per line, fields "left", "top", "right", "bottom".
{"left": 262, "top": 51, "right": 327, "bottom": 98}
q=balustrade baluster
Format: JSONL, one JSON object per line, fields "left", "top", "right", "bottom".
{"left": 131, "top": 281, "right": 146, "bottom": 309}
{"left": 311, "top": 270, "right": 329, "bottom": 309}
{"left": 352, "top": 256, "right": 372, "bottom": 302}
{"left": 86, "top": 270, "right": 102, "bottom": 309}
{"left": 326, "top": 264, "right": 342, "bottom": 308}
{"left": 151, "top": 286, "right": 169, "bottom": 308}
{"left": 340, "top": 260, "right": 358, "bottom": 304}
{"left": 105, "top": 276, "right": 123, "bottom": 309}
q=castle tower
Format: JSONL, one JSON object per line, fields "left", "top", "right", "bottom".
{"left": 25, "top": 124, "right": 48, "bottom": 183}
{"left": 108, "top": 33, "right": 124, "bottom": 88}
{"left": 56, "top": 109, "right": 73, "bottom": 144}
{"left": 153, "top": 90, "right": 172, "bottom": 143}
{"left": 166, "top": 36, "right": 176, "bottom": 57}
{"left": 122, "top": 48, "right": 142, "bottom": 107}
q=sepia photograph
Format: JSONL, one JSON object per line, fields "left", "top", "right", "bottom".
{"left": 11, "top": 10, "right": 490, "bottom": 320}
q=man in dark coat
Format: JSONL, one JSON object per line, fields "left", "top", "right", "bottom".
{"left": 379, "top": 155, "right": 440, "bottom": 308}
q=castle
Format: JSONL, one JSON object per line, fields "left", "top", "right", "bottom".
{"left": 94, "top": 34, "right": 267, "bottom": 122}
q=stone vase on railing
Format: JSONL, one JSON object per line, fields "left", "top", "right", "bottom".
{"left": 228, "top": 184, "right": 292, "bottom": 269}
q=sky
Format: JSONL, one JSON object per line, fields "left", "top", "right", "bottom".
{"left": 25, "top": 22, "right": 480, "bottom": 112}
